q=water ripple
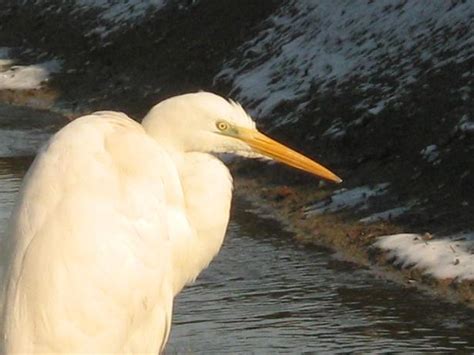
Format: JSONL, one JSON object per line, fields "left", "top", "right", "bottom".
{"left": 167, "top": 201, "right": 474, "bottom": 353}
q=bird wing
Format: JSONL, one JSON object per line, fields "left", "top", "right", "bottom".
{"left": 2, "top": 112, "right": 187, "bottom": 353}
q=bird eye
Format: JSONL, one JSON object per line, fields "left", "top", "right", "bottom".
{"left": 216, "top": 121, "right": 229, "bottom": 131}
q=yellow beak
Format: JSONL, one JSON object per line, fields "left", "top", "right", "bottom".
{"left": 237, "top": 127, "right": 342, "bottom": 183}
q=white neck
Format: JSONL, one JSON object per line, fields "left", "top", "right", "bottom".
{"left": 169, "top": 152, "right": 233, "bottom": 294}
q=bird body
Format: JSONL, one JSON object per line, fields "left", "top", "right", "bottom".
{"left": 3, "top": 113, "right": 176, "bottom": 352}
{"left": 1, "top": 92, "right": 340, "bottom": 353}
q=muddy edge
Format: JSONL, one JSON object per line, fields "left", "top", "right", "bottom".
{"left": 232, "top": 172, "right": 474, "bottom": 309}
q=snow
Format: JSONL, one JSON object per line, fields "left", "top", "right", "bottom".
{"left": 456, "top": 114, "right": 474, "bottom": 134}
{"left": 367, "top": 101, "right": 386, "bottom": 116}
{"left": 0, "top": 48, "right": 61, "bottom": 90}
{"left": 305, "top": 183, "right": 389, "bottom": 216}
{"left": 19, "top": 0, "right": 169, "bottom": 38}
{"left": 375, "top": 233, "right": 474, "bottom": 280}
{"left": 323, "top": 118, "right": 346, "bottom": 139}
{"left": 78, "top": 0, "right": 166, "bottom": 22}
{"left": 420, "top": 144, "right": 440, "bottom": 164}
{"left": 216, "top": 1, "right": 474, "bottom": 122}
{"left": 76, "top": 0, "right": 167, "bottom": 37}
{"left": 359, "top": 206, "right": 412, "bottom": 224}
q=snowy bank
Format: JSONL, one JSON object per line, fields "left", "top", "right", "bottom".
{"left": 217, "top": 0, "right": 473, "bottom": 123}
{"left": 375, "top": 233, "right": 474, "bottom": 280}
{"left": 0, "top": 48, "right": 61, "bottom": 90}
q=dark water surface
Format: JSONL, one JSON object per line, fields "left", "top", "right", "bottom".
{"left": 0, "top": 106, "right": 473, "bottom": 353}
{"left": 166, "top": 206, "right": 474, "bottom": 353}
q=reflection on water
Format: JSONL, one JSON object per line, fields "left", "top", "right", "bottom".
{"left": 0, "top": 136, "right": 473, "bottom": 353}
{"left": 166, "top": 205, "right": 474, "bottom": 353}
{"left": 0, "top": 103, "right": 64, "bottom": 157}
{"left": 0, "top": 158, "right": 31, "bottom": 236}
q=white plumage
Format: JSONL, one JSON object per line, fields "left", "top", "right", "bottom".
{"left": 1, "top": 92, "right": 340, "bottom": 353}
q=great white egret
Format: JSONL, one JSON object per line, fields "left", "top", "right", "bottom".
{"left": 1, "top": 92, "right": 341, "bottom": 353}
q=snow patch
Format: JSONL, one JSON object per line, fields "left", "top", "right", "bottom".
{"left": 76, "top": 0, "right": 167, "bottom": 37}
{"left": 0, "top": 48, "right": 61, "bottom": 90}
{"left": 305, "top": 183, "right": 389, "bottom": 216}
{"left": 78, "top": 0, "right": 166, "bottom": 21}
{"left": 420, "top": 144, "right": 440, "bottom": 164}
{"left": 359, "top": 206, "right": 412, "bottom": 224}
{"left": 323, "top": 118, "right": 346, "bottom": 139}
{"left": 375, "top": 233, "right": 474, "bottom": 280}
{"left": 456, "top": 114, "right": 474, "bottom": 134}
{"left": 367, "top": 100, "right": 386, "bottom": 115}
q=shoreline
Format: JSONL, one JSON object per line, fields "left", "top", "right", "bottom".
{"left": 233, "top": 175, "right": 474, "bottom": 309}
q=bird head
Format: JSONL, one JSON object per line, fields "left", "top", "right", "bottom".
{"left": 142, "top": 92, "right": 341, "bottom": 183}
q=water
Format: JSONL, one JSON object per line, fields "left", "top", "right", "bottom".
{"left": 167, "top": 206, "right": 474, "bottom": 353}
{"left": 0, "top": 158, "right": 29, "bottom": 236}
{"left": 0, "top": 106, "right": 473, "bottom": 353}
